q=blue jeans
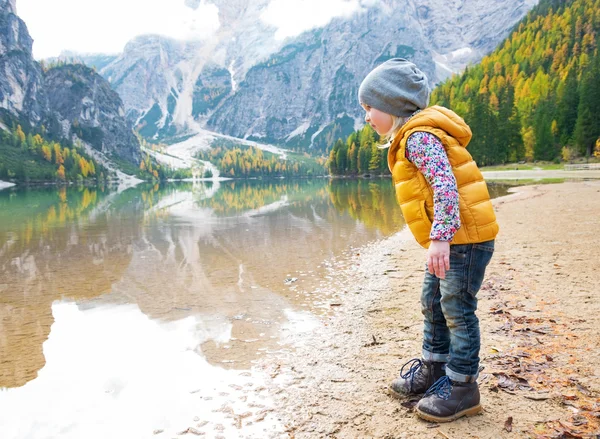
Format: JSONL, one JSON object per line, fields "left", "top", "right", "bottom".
{"left": 421, "top": 240, "right": 495, "bottom": 383}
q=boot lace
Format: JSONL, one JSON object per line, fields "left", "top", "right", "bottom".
{"left": 400, "top": 358, "right": 423, "bottom": 390}
{"left": 425, "top": 376, "right": 452, "bottom": 400}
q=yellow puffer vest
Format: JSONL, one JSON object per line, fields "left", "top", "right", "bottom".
{"left": 388, "top": 105, "right": 499, "bottom": 248}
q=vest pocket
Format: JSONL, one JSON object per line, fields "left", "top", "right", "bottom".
{"left": 401, "top": 199, "right": 433, "bottom": 246}
{"left": 416, "top": 200, "right": 433, "bottom": 246}
{"left": 419, "top": 200, "right": 433, "bottom": 228}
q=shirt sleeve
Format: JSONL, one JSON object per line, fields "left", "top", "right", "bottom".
{"left": 405, "top": 131, "right": 461, "bottom": 242}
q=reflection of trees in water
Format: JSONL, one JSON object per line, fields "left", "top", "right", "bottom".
{"left": 0, "top": 186, "right": 105, "bottom": 250}
{"left": 327, "top": 178, "right": 406, "bottom": 235}
{"left": 486, "top": 182, "right": 515, "bottom": 199}
{"left": 186, "top": 178, "right": 407, "bottom": 235}
{"left": 193, "top": 180, "right": 326, "bottom": 216}
{"left": 0, "top": 185, "right": 142, "bottom": 388}
{"left": 326, "top": 179, "right": 513, "bottom": 235}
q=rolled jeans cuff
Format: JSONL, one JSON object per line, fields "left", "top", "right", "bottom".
{"left": 445, "top": 365, "right": 478, "bottom": 383}
{"left": 422, "top": 349, "right": 449, "bottom": 363}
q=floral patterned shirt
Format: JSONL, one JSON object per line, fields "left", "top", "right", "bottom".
{"left": 405, "top": 131, "right": 460, "bottom": 242}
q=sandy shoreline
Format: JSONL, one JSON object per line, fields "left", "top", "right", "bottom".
{"left": 262, "top": 181, "right": 600, "bottom": 438}
{"left": 482, "top": 169, "right": 600, "bottom": 180}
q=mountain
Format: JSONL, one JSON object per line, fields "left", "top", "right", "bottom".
{"left": 0, "top": 0, "right": 141, "bottom": 166}
{"left": 92, "top": 0, "right": 538, "bottom": 151}
{"left": 0, "top": 0, "right": 47, "bottom": 126}
{"left": 0, "top": 0, "right": 14, "bottom": 15}
{"left": 44, "top": 64, "right": 141, "bottom": 163}
{"left": 99, "top": 0, "right": 279, "bottom": 139}
{"left": 431, "top": 0, "right": 600, "bottom": 163}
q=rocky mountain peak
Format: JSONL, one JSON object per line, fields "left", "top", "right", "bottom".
{"left": 211, "top": 0, "right": 270, "bottom": 27}
{"left": 0, "top": 0, "right": 16, "bottom": 15}
{"left": 0, "top": 2, "right": 142, "bottom": 166}
{"left": 0, "top": 0, "right": 32, "bottom": 56}
{"left": 44, "top": 64, "right": 141, "bottom": 164}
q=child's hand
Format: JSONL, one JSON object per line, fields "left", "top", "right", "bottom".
{"left": 427, "top": 240, "right": 450, "bottom": 279}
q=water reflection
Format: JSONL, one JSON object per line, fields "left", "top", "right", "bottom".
{"left": 0, "top": 185, "right": 135, "bottom": 388}
{"left": 0, "top": 301, "right": 284, "bottom": 438}
{"left": 0, "top": 179, "right": 409, "bottom": 391}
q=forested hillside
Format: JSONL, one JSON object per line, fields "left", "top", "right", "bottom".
{"left": 0, "top": 125, "right": 108, "bottom": 183}
{"left": 433, "top": 0, "right": 600, "bottom": 164}
{"left": 329, "top": 0, "right": 600, "bottom": 174}
{"left": 326, "top": 125, "right": 389, "bottom": 176}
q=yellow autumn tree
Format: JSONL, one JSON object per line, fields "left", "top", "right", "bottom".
{"left": 54, "top": 143, "right": 64, "bottom": 165}
{"left": 15, "top": 125, "right": 26, "bottom": 145}
{"left": 57, "top": 165, "right": 66, "bottom": 180}
{"left": 79, "top": 157, "right": 89, "bottom": 177}
{"left": 32, "top": 134, "right": 44, "bottom": 150}
{"left": 41, "top": 145, "right": 52, "bottom": 162}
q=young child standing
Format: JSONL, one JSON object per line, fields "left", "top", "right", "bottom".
{"left": 358, "top": 58, "right": 499, "bottom": 423}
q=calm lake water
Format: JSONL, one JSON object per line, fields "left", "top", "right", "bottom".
{"left": 0, "top": 178, "right": 511, "bottom": 438}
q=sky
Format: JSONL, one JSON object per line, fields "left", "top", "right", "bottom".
{"left": 17, "top": 0, "right": 364, "bottom": 60}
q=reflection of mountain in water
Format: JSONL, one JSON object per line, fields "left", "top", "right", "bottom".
{"left": 0, "top": 186, "right": 138, "bottom": 387}
{"left": 0, "top": 178, "right": 411, "bottom": 387}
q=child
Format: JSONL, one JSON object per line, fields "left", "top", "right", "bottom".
{"left": 358, "top": 58, "right": 499, "bottom": 423}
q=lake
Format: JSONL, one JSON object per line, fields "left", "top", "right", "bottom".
{"left": 0, "top": 178, "right": 511, "bottom": 438}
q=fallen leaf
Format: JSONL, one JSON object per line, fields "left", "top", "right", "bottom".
{"left": 524, "top": 392, "right": 551, "bottom": 401}
{"left": 495, "top": 373, "right": 530, "bottom": 391}
{"left": 400, "top": 399, "right": 419, "bottom": 410}
{"left": 556, "top": 429, "right": 584, "bottom": 438}
{"left": 571, "top": 415, "right": 588, "bottom": 427}
{"left": 504, "top": 416, "right": 513, "bottom": 432}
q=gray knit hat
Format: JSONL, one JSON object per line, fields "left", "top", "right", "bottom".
{"left": 358, "top": 58, "right": 430, "bottom": 117}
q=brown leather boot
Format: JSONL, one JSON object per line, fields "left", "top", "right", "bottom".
{"left": 415, "top": 376, "right": 482, "bottom": 422}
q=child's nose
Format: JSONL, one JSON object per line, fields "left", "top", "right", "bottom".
{"left": 364, "top": 113, "right": 370, "bottom": 122}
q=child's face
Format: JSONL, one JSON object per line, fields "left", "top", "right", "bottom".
{"left": 361, "top": 104, "right": 393, "bottom": 136}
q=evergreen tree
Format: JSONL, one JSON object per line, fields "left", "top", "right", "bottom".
{"left": 574, "top": 53, "right": 600, "bottom": 156}
{"left": 557, "top": 68, "right": 580, "bottom": 146}
{"left": 334, "top": 139, "right": 347, "bottom": 174}
{"left": 497, "top": 84, "right": 524, "bottom": 162}
{"left": 466, "top": 94, "right": 489, "bottom": 164}
{"left": 533, "top": 98, "right": 557, "bottom": 160}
